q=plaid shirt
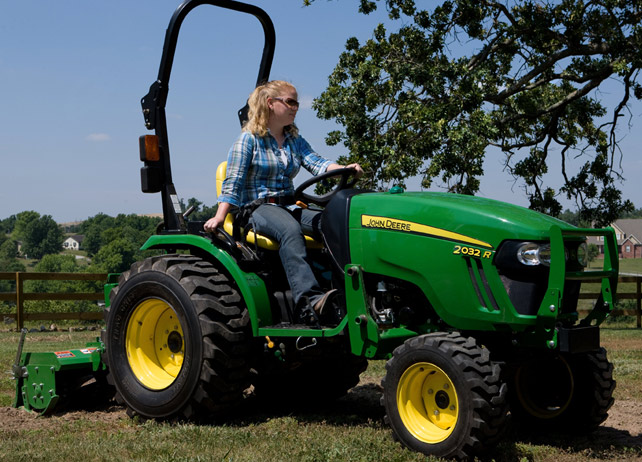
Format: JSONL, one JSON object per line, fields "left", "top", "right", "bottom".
{"left": 218, "top": 130, "right": 332, "bottom": 207}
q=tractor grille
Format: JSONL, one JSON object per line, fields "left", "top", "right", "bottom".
{"left": 499, "top": 274, "right": 547, "bottom": 316}
{"left": 498, "top": 272, "right": 581, "bottom": 316}
{"left": 466, "top": 258, "right": 500, "bottom": 311}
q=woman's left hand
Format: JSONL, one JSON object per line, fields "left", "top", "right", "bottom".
{"left": 327, "top": 162, "right": 364, "bottom": 178}
{"left": 344, "top": 163, "right": 364, "bottom": 178}
{"left": 329, "top": 162, "right": 364, "bottom": 178}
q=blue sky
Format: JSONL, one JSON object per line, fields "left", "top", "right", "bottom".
{"left": 1, "top": 1, "right": 640, "bottom": 223}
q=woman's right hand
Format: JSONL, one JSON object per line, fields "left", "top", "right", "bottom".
{"left": 204, "top": 202, "right": 232, "bottom": 233}
{"left": 203, "top": 216, "right": 223, "bottom": 233}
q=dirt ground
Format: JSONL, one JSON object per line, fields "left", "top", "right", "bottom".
{"left": 1, "top": 387, "right": 640, "bottom": 447}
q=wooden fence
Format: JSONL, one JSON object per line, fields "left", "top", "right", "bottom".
{"left": 0, "top": 272, "right": 108, "bottom": 329}
{"left": 0, "top": 272, "right": 640, "bottom": 329}
{"left": 579, "top": 274, "right": 642, "bottom": 328}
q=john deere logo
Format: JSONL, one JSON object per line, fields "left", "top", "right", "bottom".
{"left": 361, "top": 215, "right": 493, "bottom": 249}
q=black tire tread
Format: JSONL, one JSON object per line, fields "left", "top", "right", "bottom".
{"left": 104, "top": 254, "right": 252, "bottom": 421}
{"left": 382, "top": 332, "right": 508, "bottom": 460}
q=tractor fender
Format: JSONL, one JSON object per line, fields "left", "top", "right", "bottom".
{"left": 140, "top": 234, "right": 272, "bottom": 333}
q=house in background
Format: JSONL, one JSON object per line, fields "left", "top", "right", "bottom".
{"left": 588, "top": 219, "right": 642, "bottom": 259}
{"left": 63, "top": 235, "right": 84, "bottom": 251}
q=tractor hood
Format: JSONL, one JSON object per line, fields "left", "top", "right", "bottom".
{"left": 349, "top": 191, "right": 575, "bottom": 250}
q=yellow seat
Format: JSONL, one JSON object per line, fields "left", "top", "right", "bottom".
{"left": 216, "top": 161, "right": 323, "bottom": 250}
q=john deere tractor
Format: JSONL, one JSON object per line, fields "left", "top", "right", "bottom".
{"left": 13, "top": 1, "right": 618, "bottom": 459}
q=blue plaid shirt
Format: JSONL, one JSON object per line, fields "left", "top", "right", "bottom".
{"left": 218, "top": 131, "right": 333, "bottom": 207}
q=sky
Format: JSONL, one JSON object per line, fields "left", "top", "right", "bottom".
{"left": 1, "top": 0, "right": 640, "bottom": 224}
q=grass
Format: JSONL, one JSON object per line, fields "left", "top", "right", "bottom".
{"left": 0, "top": 322, "right": 641, "bottom": 462}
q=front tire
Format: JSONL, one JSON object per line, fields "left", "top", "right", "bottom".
{"left": 382, "top": 332, "right": 508, "bottom": 460}
{"left": 104, "top": 254, "right": 252, "bottom": 420}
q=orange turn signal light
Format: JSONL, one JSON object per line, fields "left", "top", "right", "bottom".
{"left": 139, "top": 135, "right": 160, "bottom": 162}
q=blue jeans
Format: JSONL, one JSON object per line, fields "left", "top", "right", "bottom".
{"left": 250, "top": 204, "right": 324, "bottom": 306}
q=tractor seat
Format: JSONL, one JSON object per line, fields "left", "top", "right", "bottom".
{"left": 216, "top": 161, "right": 323, "bottom": 250}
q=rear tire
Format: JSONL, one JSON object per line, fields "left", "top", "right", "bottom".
{"left": 104, "top": 254, "right": 252, "bottom": 420}
{"left": 382, "top": 332, "right": 508, "bottom": 460}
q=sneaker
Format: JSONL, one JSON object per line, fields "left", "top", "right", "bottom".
{"left": 294, "top": 296, "right": 321, "bottom": 328}
{"left": 313, "top": 289, "right": 338, "bottom": 314}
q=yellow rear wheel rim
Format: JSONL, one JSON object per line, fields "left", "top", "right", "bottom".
{"left": 126, "top": 298, "right": 185, "bottom": 390}
{"left": 397, "top": 362, "right": 459, "bottom": 444}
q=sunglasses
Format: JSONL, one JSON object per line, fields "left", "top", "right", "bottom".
{"left": 273, "top": 97, "right": 300, "bottom": 109}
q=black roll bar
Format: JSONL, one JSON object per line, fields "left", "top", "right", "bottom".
{"left": 140, "top": 0, "right": 276, "bottom": 233}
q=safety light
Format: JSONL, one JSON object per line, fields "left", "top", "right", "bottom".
{"left": 139, "top": 135, "right": 160, "bottom": 162}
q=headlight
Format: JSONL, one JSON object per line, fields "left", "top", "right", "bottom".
{"left": 576, "top": 242, "right": 588, "bottom": 267}
{"left": 516, "top": 242, "right": 550, "bottom": 266}
{"left": 516, "top": 242, "right": 569, "bottom": 267}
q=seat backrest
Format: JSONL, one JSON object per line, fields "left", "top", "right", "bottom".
{"left": 216, "top": 161, "right": 227, "bottom": 197}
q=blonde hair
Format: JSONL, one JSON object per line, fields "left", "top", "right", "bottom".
{"left": 243, "top": 80, "right": 299, "bottom": 137}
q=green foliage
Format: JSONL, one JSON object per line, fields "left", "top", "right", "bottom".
{"left": 24, "top": 255, "right": 92, "bottom": 313}
{"left": 0, "top": 236, "right": 18, "bottom": 262}
{"left": 0, "top": 256, "right": 26, "bottom": 307}
{"left": 34, "top": 253, "right": 79, "bottom": 273}
{"left": 587, "top": 243, "right": 600, "bottom": 263}
{"left": 91, "top": 238, "right": 138, "bottom": 273}
{"left": 620, "top": 207, "right": 642, "bottom": 219}
{"left": 312, "top": 0, "right": 638, "bottom": 225}
{"left": 13, "top": 212, "right": 63, "bottom": 259}
{"left": 13, "top": 211, "right": 40, "bottom": 240}
{"left": 0, "top": 214, "right": 16, "bottom": 235}
{"left": 79, "top": 213, "right": 161, "bottom": 271}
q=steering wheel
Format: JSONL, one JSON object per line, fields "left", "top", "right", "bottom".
{"left": 294, "top": 168, "right": 358, "bottom": 207}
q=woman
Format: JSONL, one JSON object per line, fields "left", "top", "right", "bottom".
{"left": 204, "top": 80, "right": 363, "bottom": 325}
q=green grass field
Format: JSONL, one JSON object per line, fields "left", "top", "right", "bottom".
{"left": 0, "top": 322, "right": 640, "bottom": 462}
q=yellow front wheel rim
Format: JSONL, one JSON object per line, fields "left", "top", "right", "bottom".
{"left": 397, "top": 362, "right": 459, "bottom": 444}
{"left": 126, "top": 298, "right": 185, "bottom": 390}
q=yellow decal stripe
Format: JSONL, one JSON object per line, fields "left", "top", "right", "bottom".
{"left": 361, "top": 215, "right": 493, "bottom": 249}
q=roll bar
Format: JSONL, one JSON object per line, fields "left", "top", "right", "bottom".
{"left": 140, "top": 0, "right": 276, "bottom": 233}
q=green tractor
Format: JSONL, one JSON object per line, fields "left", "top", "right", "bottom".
{"left": 13, "top": 1, "right": 618, "bottom": 459}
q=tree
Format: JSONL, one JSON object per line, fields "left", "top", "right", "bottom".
{"left": 19, "top": 214, "right": 63, "bottom": 259}
{"left": 587, "top": 243, "right": 600, "bottom": 263}
{"left": 311, "top": 0, "right": 638, "bottom": 226}
{"left": 92, "top": 238, "right": 138, "bottom": 273}
{"left": 13, "top": 211, "right": 40, "bottom": 241}
{"left": 80, "top": 213, "right": 161, "bottom": 257}
{"left": 0, "top": 215, "right": 16, "bottom": 235}
{"left": 0, "top": 238, "right": 20, "bottom": 262}
{"left": 620, "top": 207, "right": 642, "bottom": 219}
{"left": 80, "top": 213, "right": 116, "bottom": 256}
